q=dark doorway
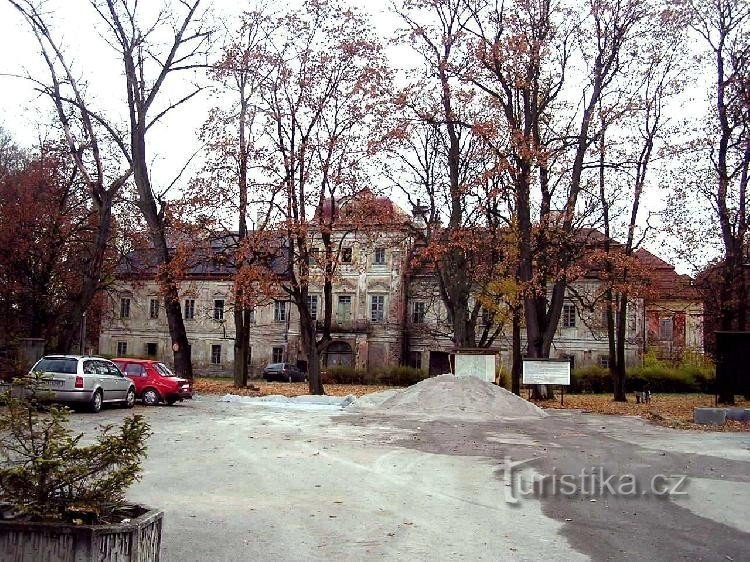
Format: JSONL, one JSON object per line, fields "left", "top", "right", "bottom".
{"left": 145, "top": 342, "right": 157, "bottom": 358}
{"left": 429, "top": 351, "right": 451, "bottom": 377}
{"left": 325, "top": 341, "right": 353, "bottom": 368}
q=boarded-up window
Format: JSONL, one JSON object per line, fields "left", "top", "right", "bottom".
{"left": 659, "top": 317, "right": 673, "bottom": 340}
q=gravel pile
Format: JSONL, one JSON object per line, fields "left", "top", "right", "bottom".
{"left": 349, "top": 374, "right": 547, "bottom": 421}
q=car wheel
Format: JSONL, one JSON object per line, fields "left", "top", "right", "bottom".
{"left": 88, "top": 389, "right": 103, "bottom": 413}
{"left": 142, "top": 388, "right": 160, "bottom": 406}
{"left": 124, "top": 387, "right": 136, "bottom": 409}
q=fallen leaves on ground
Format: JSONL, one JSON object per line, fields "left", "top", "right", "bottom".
{"left": 193, "top": 378, "right": 396, "bottom": 398}
{"left": 531, "top": 393, "right": 750, "bottom": 432}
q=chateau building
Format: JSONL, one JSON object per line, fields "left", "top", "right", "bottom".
{"left": 99, "top": 202, "right": 703, "bottom": 375}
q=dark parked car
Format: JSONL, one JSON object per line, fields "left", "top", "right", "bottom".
{"left": 262, "top": 363, "right": 306, "bottom": 382}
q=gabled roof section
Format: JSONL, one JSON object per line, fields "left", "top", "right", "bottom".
{"left": 635, "top": 248, "right": 699, "bottom": 301}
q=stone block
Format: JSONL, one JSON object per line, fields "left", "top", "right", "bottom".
{"left": 693, "top": 408, "right": 727, "bottom": 425}
{"left": 726, "top": 408, "right": 750, "bottom": 422}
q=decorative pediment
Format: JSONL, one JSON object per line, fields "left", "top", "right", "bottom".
{"left": 368, "top": 278, "right": 391, "bottom": 292}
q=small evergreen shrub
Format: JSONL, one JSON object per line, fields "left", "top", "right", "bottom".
{"left": 0, "top": 377, "right": 151, "bottom": 523}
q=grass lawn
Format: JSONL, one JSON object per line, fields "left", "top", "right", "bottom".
{"left": 194, "top": 377, "right": 749, "bottom": 431}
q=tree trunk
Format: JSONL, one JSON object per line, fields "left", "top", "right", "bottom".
{"left": 613, "top": 294, "right": 628, "bottom": 402}
{"left": 300, "top": 316, "right": 323, "bottom": 395}
{"left": 233, "top": 307, "right": 250, "bottom": 388}
{"left": 511, "top": 307, "right": 522, "bottom": 395}
{"left": 161, "top": 271, "right": 193, "bottom": 380}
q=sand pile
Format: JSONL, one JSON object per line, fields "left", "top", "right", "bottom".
{"left": 349, "top": 374, "right": 547, "bottom": 421}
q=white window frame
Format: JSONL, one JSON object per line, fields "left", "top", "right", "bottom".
{"left": 562, "top": 303, "right": 576, "bottom": 328}
{"left": 274, "top": 301, "right": 287, "bottom": 322}
{"left": 116, "top": 341, "right": 127, "bottom": 356}
{"left": 371, "top": 294, "right": 385, "bottom": 322}
{"left": 337, "top": 295, "right": 352, "bottom": 322}
{"left": 211, "top": 344, "right": 222, "bottom": 365}
{"left": 306, "top": 295, "right": 319, "bottom": 321}
{"left": 214, "top": 299, "right": 225, "bottom": 321}
{"left": 120, "top": 297, "right": 131, "bottom": 319}
{"left": 184, "top": 299, "right": 196, "bottom": 320}
{"left": 373, "top": 247, "right": 386, "bottom": 266}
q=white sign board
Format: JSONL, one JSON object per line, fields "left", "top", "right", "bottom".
{"left": 455, "top": 354, "right": 495, "bottom": 383}
{"left": 522, "top": 359, "right": 570, "bottom": 385}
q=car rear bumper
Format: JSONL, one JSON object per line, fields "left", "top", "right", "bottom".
{"left": 45, "top": 389, "right": 95, "bottom": 403}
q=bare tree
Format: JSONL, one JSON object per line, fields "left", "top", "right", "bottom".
{"left": 462, "top": 0, "right": 653, "bottom": 398}
{"left": 204, "top": 9, "right": 273, "bottom": 387}
{"left": 242, "top": 0, "right": 392, "bottom": 394}
{"left": 690, "top": 0, "right": 750, "bottom": 343}
{"left": 89, "top": 0, "right": 211, "bottom": 378}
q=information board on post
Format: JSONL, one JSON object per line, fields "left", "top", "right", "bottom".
{"left": 454, "top": 354, "right": 496, "bottom": 383}
{"left": 522, "top": 359, "right": 571, "bottom": 386}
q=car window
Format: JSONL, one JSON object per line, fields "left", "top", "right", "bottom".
{"left": 155, "top": 363, "right": 176, "bottom": 377}
{"left": 34, "top": 358, "right": 78, "bottom": 374}
{"left": 83, "top": 360, "right": 97, "bottom": 374}
{"left": 104, "top": 361, "right": 122, "bottom": 376}
{"left": 124, "top": 363, "right": 146, "bottom": 376}
{"left": 93, "top": 360, "right": 112, "bottom": 375}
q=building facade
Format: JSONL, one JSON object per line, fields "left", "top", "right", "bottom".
{"left": 100, "top": 212, "right": 703, "bottom": 375}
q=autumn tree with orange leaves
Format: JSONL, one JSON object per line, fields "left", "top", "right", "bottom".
{"left": 0, "top": 140, "right": 116, "bottom": 354}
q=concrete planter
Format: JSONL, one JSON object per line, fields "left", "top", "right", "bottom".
{"left": 0, "top": 506, "right": 163, "bottom": 562}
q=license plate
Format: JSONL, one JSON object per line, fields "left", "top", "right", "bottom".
{"left": 41, "top": 380, "right": 64, "bottom": 388}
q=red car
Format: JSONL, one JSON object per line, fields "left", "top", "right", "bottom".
{"left": 113, "top": 358, "right": 192, "bottom": 405}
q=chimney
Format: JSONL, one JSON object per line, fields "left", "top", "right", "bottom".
{"left": 411, "top": 198, "right": 429, "bottom": 227}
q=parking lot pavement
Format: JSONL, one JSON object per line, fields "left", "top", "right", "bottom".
{"left": 68, "top": 397, "right": 750, "bottom": 561}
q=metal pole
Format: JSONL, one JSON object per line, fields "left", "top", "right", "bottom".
{"left": 79, "top": 312, "right": 87, "bottom": 354}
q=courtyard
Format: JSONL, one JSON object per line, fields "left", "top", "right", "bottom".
{"left": 68, "top": 391, "right": 750, "bottom": 561}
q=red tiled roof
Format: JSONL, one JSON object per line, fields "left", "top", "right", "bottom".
{"left": 635, "top": 248, "right": 699, "bottom": 301}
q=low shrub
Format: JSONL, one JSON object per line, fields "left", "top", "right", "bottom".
{"left": 321, "top": 365, "right": 427, "bottom": 386}
{"left": 321, "top": 367, "right": 372, "bottom": 385}
{"left": 375, "top": 366, "right": 427, "bottom": 386}
{"left": 570, "top": 360, "right": 715, "bottom": 394}
{"left": 570, "top": 365, "right": 610, "bottom": 393}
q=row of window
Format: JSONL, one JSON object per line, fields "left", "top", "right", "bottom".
{"left": 310, "top": 246, "right": 387, "bottom": 266}
{"left": 119, "top": 295, "right": 390, "bottom": 323}
{"left": 120, "top": 297, "right": 666, "bottom": 335}
{"left": 116, "top": 340, "right": 285, "bottom": 367}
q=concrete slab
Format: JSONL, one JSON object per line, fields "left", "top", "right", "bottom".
{"left": 726, "top": 408, "right": 750, "bottom": 422}
{"left": 694, "top": 407, "right": 728, "bottom": 425}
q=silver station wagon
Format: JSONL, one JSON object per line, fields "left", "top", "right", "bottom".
{"left": 29, "top": 355, "right": 137, "bottom": 413}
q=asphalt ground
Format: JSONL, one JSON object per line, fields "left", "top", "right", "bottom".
{"left": 68, "top": 396, "right": 750, "bottom": 561}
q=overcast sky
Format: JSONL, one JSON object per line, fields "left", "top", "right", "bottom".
{"left": 0, "top": 0, "right": 715, "bottom": 275}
